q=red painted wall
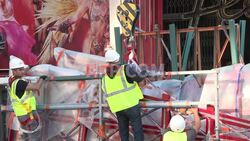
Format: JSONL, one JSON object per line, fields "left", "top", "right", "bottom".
{"left": 135, "top": 0, "right": 163, "bottom": 66}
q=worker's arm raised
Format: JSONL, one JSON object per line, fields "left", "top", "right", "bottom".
{"left": 26, "top": 76, "right": 47, "bottom": 91}
{"left": 188, "top": 108, "right": 201, "bottom": 133}
{"left": 125, "top": 64, "right": 148, "bottom": 83}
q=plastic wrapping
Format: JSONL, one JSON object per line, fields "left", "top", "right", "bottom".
{"left": 54, "top": 47, "right": 107, "bottom": 75}
{"left": 199, "top": 64, "right": 248, "bottom": 116}
{"left": 6, "top": 63, "right": 101, "bottom": 140}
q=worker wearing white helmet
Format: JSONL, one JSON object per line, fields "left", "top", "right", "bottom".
{"left": 8, "top": 55, "right": 46, "bottom": 141}
{"left": 102, "top": 48, "right": 147, "bottom": 141}
{"left": 163, "top": 108, "right": 201, "bottom": 141}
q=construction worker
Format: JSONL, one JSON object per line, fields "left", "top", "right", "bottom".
{"left": 102, "top": 49, "right": 146, "bottom": 141}
{"left": 163, "top": 108, "right": 201, "bottom": 141}
{"left": 8, "top": 55, "right": 46, "bottom": 141}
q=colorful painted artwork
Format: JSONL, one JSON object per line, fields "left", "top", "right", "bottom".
{"left": 0, "top": 0, "right": 109, "bottom": 70}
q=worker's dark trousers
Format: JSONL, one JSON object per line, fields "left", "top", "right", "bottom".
{"left": 116, "top": 104, "right": 144, "bottom": 141}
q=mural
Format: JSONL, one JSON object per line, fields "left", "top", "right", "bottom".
{"left": 0, "top": 0, "right": 109, "bottom": 69}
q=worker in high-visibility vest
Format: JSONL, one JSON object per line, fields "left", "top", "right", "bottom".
{"left": 102, "top": 48, "right": 147, "bottom": 141}
{"left": 9, "top": 55, "right": 46, "bottom": 141}
{"left": 163, "top": 108, "right": 201, "bottom": 141}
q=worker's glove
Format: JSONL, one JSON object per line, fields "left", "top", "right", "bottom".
{"left": 39, "top": 75, "right": 48, "bottom": 80}
{"left": 58, "top": 20, "right": 71, "bottom": 33}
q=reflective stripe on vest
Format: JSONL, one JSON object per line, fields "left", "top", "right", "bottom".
{"left": 163, "top": 131, "right": 187, "bottom": 141}
{"left": 10, "top": 79, "right": 36, "bottom": 116}
{"left": 102, "top": 65, "right": 143, "bottom": 113}
{"left": 103, "top": 65, "right": 134, "bottom": 96}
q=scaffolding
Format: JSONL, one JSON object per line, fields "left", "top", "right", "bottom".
{"left": 0, "top": 69, "right": 230, "bottom": 141}
{"left": 132, "top": 20, "right": 246, "bottom": 71}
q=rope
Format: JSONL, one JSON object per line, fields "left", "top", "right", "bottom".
{"left": 235, "top": 66, "right": 244, "bottom": 117}
{"left": 55, "top": 48, "right": 65, "bottom": 65}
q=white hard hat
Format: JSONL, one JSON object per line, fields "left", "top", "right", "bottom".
{"left": 105, "top": 49, "right": 120, "bottom": 63}
{"left": 169, "top": 115, "right": 186, "bottom": 132}
{"left": 9, "top": 55, "right": 27, "bottom": 70}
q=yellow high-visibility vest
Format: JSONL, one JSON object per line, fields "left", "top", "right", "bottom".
{"left": 102, "top": 65, "right": 143, "bottom": 113}
{"left": 163, "top": 131, "right": 187, "bottom": 141}
{"left": 10, "top": 79, "right": 36, "bottom": 116}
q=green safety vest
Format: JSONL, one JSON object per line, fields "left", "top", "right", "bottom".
{"left": 10, "top": 79, "right": 36, "bottom": 117}
{"left": 163, "top": 131, "right": 187, "bottom": 141}
{"left": 102, "top": 65, "right": 143, "bottom": 113}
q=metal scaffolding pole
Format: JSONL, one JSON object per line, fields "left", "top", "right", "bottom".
{"left": 165, "top": 70, "right": 216, "bottom": 76}
{"left": 1, "top": 101, "right": 200, "bottom": 112}
{"left": 98, "top": 80, "right": 104, "bottom": 141}
{"left": 215, "top": 69, "right": 220, "bottom": 140}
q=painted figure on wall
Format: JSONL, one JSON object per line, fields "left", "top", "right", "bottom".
{"left": 0, "top": 0, "right": 37, "bottom": 70}
{"left": 36, "top": 0, "right": 109, "bottom": 63}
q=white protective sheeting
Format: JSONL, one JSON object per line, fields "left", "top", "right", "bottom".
{"left": 240, "top": 64, "right": 250, "bottom": 118}
{"left": 179, "top": 75, "right": 204, "bottom": 101}
{"left": 199, "top": 64, "right": 248, "bottom": 117}
{"left": 54, "top": 47, "right": 107, "bottom": 75}
{"left": 28, "top": 64, "right": 99, "bottom": 140}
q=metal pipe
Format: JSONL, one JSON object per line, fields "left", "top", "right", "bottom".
{"left": 164, "top": 70, "right": 216, "bottom": 76}
{"left": 141, "top": 108, "right": 159, "bottom": 117}
{"left": 98, "top": 80, "right": 104, "bottom": 141}
{"left": 106, "top": 128, "right": 119, "bottom": 139}
{"left": 0, "top": 104, "right": 106, "bottom": 112}
{"left": 47, "top": 75, "right": 103, "bottom": 81}
{"left": 138, "top": 32, "right": 141, "bottom": 63}
{"left": 154, "top": 24, "right": 160, "bottom": 67}
{"left": 1, "top": 75, "right": 104, "bottom": 85}
{"left": 1, "top": 101, "right": 200, "bottom": 112}
{"left": 0, "top": 86, "right": 5, "bottom": 141}
{"left": 214, "top": 69, "right": 220, "bottom": 140}
{"left": 218, "top": 39, "right": 229, "bottom": 64}
{"left": 134, "top": 25, "right": 231, "bottom": 36}
{"left": 161, "top": 38, "right": 171, "bottom": 61}
{"left": 140, "top": 101, "right": 199, "bottom": 108}
{"left": 143, "top": 111, "right": 162, "bottom": 130}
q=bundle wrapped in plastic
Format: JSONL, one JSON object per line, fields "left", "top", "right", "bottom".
{"left": 25, "top": 64, "right": 99, "bottom": 140}
{"left": 54, "top": 47, "right": 107, "bottom": 75}
{"left": 198, "top": 64, "right": 248, "bottom": 117}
